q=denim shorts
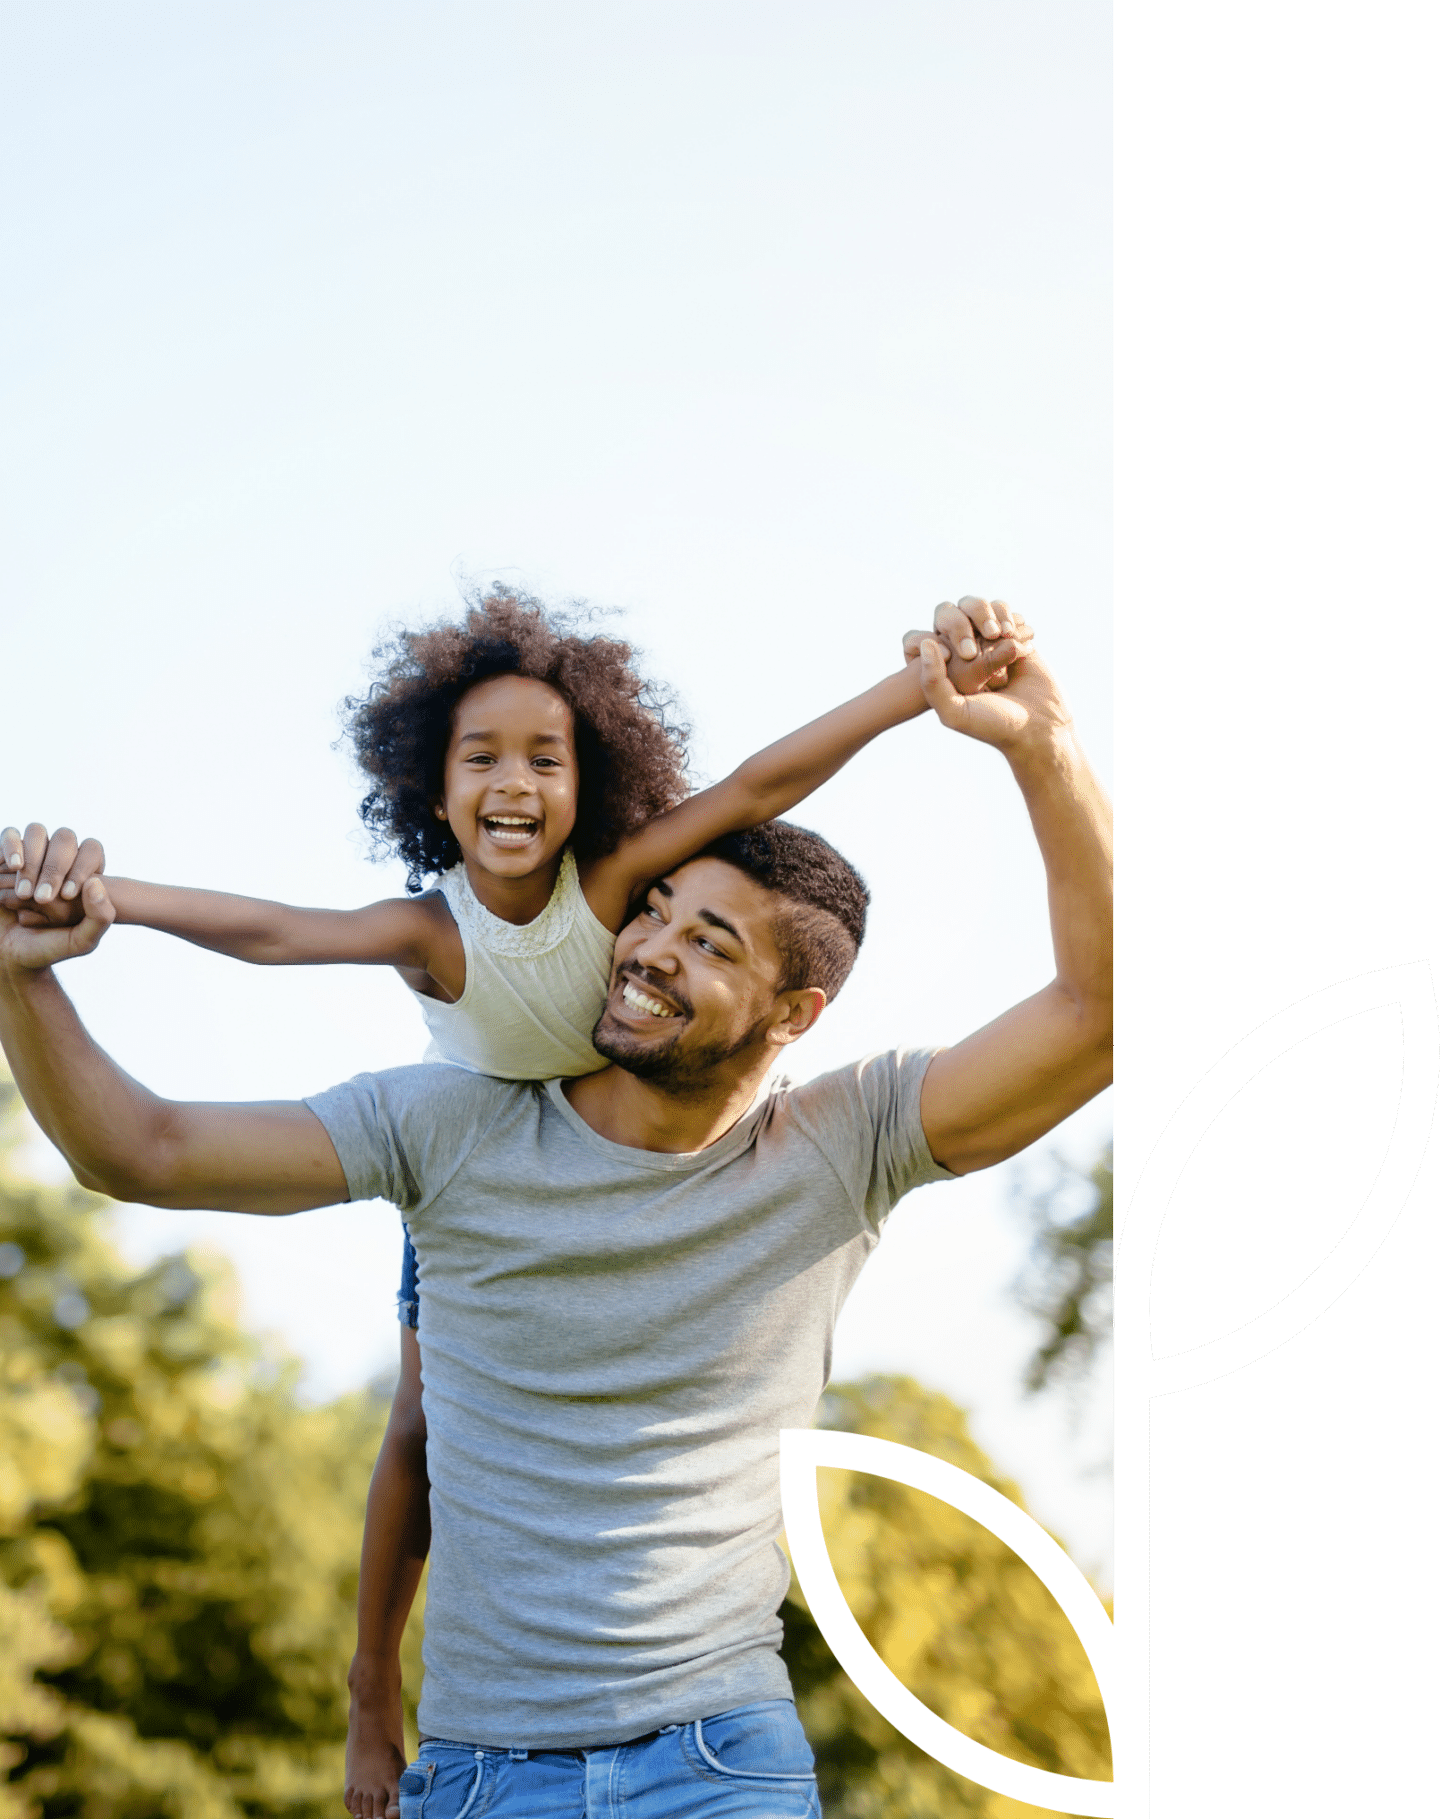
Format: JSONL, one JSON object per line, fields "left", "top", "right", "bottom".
{"left": 396, "top": 1699, "right": 821, "bottom": 1817}
{"left": 397, "top": 1224, "right": 419, "bottom": 1330}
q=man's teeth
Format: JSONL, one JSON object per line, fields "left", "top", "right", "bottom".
{"left": 622, "top": 981, "right": 676, "bottom": 1018}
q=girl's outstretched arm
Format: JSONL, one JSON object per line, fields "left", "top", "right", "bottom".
{"left": 108, "top": 880, "right": 460, "bottom": 986}
{"left": 346, "top": 1323, "right": 430, "bottom": 1819}
{"left": 0, "top": 828, "right": 463, "bottom": 998}
{"left": 581, "top": 632, "right": 1028, "bottom": 932}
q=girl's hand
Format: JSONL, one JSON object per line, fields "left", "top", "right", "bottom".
{"left": 901, "top": 596, "right": 1035, "bottom": 694}
{"left": 1, "top": 823, "right": 106, "bottom": 927}
{"left": 344, "top": 1714, "right": 408, "bottom": 1819}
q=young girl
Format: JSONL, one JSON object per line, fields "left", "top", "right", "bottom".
{"left": 2, "top": 585, "right": 1029, "bottom": 1819}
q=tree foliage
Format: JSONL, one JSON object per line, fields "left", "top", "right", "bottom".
{"left": 0, "top": 1080, "right": 423, "bottom": 1818}
{"left": 1010, "top": 1143, "right": 1113, "bottom": 1396}
{"left": 782, "top": 1376, "right": 1110, "bottom": 1817}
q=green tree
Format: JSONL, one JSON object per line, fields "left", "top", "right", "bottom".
{"left": 782, "top": 1376, "right": 1111, "bottom": 1818}
{"left": 1010, "top": 1143, "right": 1113, "bottom": 1396}
{"left": 0, "top": 1078, "right": 423, "bottom": 1818}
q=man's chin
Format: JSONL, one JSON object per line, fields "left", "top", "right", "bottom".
{"left": 591, "top": 1011, "right": 688, "bottom": 1078}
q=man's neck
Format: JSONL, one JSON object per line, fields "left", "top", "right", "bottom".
{"left": 562, "top": 1058, "right": 773, "bottom": 1154}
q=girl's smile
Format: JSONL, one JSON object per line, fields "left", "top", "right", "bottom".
{"left": 440, "top": 674, "right": 580, "bottom": 921}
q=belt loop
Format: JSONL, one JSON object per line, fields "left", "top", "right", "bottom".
{"left": 507, "top": 1748, "right": 528, "bottom": 1760}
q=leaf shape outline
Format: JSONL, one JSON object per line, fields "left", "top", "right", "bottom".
{"left": 1120, "top": 962, "right": 1438, "bottom": 1397}
{"left": 1105, "top": 960, "right": 1432, "bottom": 1811}
{"left": 780, "top": 1427, "right": 1115, "bottom": 1816}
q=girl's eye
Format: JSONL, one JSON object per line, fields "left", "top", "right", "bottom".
{"left": 468, "top": 753, "right": 495, "bottom": 765}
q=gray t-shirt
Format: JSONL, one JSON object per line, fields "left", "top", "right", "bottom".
{"left": 305, "top": 1049, "right": 949, "bottom": 1749}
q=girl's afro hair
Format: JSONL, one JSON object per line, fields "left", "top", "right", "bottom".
{"left": 344, "top": 586, "right": 690, "bottom": 892}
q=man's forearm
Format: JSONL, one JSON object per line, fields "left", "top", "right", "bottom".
{"left": 0, "top": 947, "right": 349, "bottom": 1214}
{"left": 0, "top": 964, "right": 169, "bottom": 1197}
{"left": 1009, "top": 727, "right": 1113, "bottom": 1026}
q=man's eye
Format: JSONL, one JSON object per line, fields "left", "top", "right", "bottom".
{"left": 696, "top": 937, "right": 722, "bottom": 956}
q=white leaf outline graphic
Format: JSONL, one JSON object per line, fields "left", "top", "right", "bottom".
{"left": 780, "top": 1428, "right": 1115, "bottom": 1816}
{"left": 1105, "top": 960, "right": 1432, "bottom": 1811}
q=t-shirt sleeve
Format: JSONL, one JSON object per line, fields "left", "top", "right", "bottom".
{"left": 303, "top": 1062, "right": 505, "bottom": 1214}
{"left": 782, "top": 1048, "right": 953, "bottom": 1235}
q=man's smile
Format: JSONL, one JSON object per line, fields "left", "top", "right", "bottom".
{"left": 612, "top": 965, "right": 688, "bottom": 1024}
{"left": 620, "top": 980, "right": 678, "bottom": 1019}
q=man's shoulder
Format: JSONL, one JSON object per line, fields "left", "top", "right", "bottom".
{"left": 768, "top": 1047, "right": 943, "bottom": 1117}
{"left": 304, "top": 1064, "right": 548, "bottom": 1211}
{"left": 306, "top": 1062, "right": 541, "bottom": 1146}
{"left": 762, "top": 1048, "right": 951, "bottom": 1222}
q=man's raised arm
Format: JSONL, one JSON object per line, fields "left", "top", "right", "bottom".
{"left": 0, "top": 869, "right": 350, "bottom": 1214}
{"left": 915, "top": 603, "right": 1113, "bottom": 1177}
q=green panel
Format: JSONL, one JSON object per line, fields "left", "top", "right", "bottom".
{"left": 1127, "top": 0, "right": 1440, "bottom": 1804}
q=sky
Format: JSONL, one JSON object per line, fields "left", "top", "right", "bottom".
{"left": 1, "top": 2, "right": 1112, "bottom": 1579}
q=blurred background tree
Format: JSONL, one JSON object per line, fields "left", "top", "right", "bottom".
{"left": 781, "top": 1376, "right": 1110, "bottom": 1819}
{"left": 1010, "top": 1143, "right": 1113, "bottom": 1398}
{"left": 3, "top": 1076, "right": 1110, "bottom": 1817}
{"left": 0, "top": 1078, "right": 424, "bottom": 1818}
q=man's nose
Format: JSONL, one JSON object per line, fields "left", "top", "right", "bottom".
{"left": 630, "top": 928, "right": 680, "bottom": 974}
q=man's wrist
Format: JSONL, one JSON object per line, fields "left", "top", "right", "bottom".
{"left": 1004, "top": 718, "right": 1083, "bottom": 780}
{"left": 0, "top": 950, "right": 53, "bottom": 994}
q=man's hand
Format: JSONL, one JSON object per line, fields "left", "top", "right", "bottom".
{"left": 902, "top": 595, "right": 1035, "bottom": 695}
{"left": 0, "top": 869, "right": 114, "bottom": 975}
{"left": 1, "top": 824, "right": 105, "bottom": 927}
{"left": 917, "top": 617, "right": 1074, "bottom": 758}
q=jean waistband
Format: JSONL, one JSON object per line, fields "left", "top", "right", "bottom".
{"left": 419, "top": 1725, "right": 680, "bottom": 1757}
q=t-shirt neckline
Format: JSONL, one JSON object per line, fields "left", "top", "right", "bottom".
{"left": 541, "top": 1075, "right": 774, "bottom": 1173}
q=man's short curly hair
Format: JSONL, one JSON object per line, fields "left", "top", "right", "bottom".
{"left": 344, "top": 587, "right": 690, "bottom": 892}
{"left": 697, "top": 820, "right": 870, "bottom": 1001}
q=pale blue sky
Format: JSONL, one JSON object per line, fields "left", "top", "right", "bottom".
{"left": 2, "top": 1, "right": 1111, "bottom": 1573}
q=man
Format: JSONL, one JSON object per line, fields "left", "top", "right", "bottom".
{"left": 0, "top": 607, "right": 1111, "bottom": 1819}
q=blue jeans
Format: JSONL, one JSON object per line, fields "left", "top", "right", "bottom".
{"left": 397, "top": 1699, "right": 821, "bottom": 1817}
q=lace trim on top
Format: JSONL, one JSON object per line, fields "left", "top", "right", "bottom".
{"left": 439, "top": 847, "right": 585, "bottom": 960}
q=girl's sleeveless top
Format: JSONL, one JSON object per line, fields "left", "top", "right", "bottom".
{"left": 411, "top": 849, "right": 615, "bottom": 1079}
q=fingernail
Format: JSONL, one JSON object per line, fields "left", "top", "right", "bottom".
{"left": 16, "top": 879, "right": 32, "bottom": 898}
{"left": 62, "top": 881, "right": 78, "bottom": 898}
{"left": 959, "top": 639, "right": 977, "bottom": 659}
{"left": 35, "top": 883, "right": 52, "bottom": 902}
{"left": 983, "top": 620, "right": 999, "bottom": 637}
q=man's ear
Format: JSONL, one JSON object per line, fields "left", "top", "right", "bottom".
{"left": 766, "top": 987, "right": 827, "bottom": 1048}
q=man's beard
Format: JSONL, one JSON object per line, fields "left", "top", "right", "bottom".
{"left": 592, "top": 973, "right": 770, "bottom": 1097}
